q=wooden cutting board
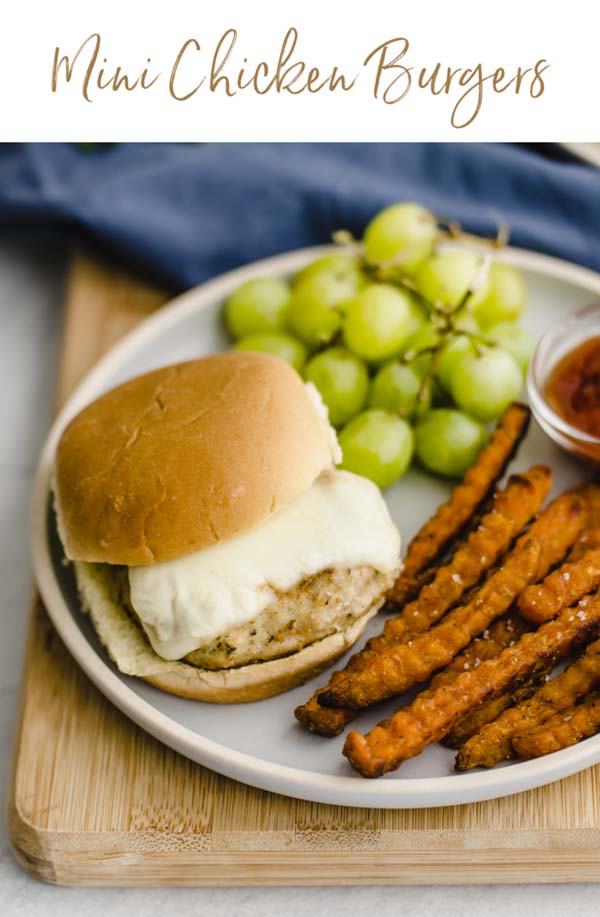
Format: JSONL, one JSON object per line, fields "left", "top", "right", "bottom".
{"left": 8, "top": 251, "right": 600, "bottom": 886}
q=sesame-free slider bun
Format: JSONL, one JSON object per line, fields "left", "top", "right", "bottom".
{"left": 54, "top": 351, "right": 337, "bottom": 566}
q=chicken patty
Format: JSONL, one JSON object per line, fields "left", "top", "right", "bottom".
{"left": 103, "top": 563, "right": 393, "bottom": 670}
{"left": 184, "top": 565, "right": 394, "bottom": 669}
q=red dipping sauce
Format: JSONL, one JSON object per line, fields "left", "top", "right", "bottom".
{"left": 545, "top": 337, "right": 600, "bottom": 439}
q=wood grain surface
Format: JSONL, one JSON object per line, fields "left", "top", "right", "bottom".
{"left": 7, "top": 251, "right": 600, "bottom": 886}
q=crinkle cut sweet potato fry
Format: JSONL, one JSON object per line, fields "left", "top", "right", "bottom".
{"left": 319, "top": 491, "right": 584, "bottom": 711}
{"left": 430, "top": 614, "right": 543, "bottom": 748}
{"left": 517, "top": 548, "right": 600, "bottom": 625}
{"left": 380, "top": 466, "right": 551, "bottom": 646}
{"left": 430, "top": 614, "right": 533, "bottom": 690}
{"left": 569, "top": 484, "right": 600, "bottom": 560}
{"left": 389, "top": 403, "right": 531, "bottom": 606}
{"left": 295, "top": 614, "right": 533, "bottom": 739}
{"left": 514, "top": 482, "right": 600, "bottom": 625}
{"left": 443, "top": 666, "right": 553, "bottom": 749}
{"left": 512, "top": 692, "right": 600, "bottom": 760}
{"left": 294, "top": 689, "right": 356, "bottom": 737}
{"left": 343, "top": 597, "right": 600, "bottom": 778}
{"left": 456, "top": 636, "right": 600, "bottom": 770}
{"left": 432, "top": 527, "right": 600, "bottom": 745}
{"left": 294, "top": 466, "right": 548, "bottom": 737}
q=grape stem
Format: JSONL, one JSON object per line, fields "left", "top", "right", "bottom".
{"left": 437, "top": 212, "right": 510, "bottom": 251}
{"left": 329, "top": 217, "right": 503, "bottom": 404}
{"left": 416, "top": 343, "right": 444, "bottom": 404}
{"left": 331, "top": 229, "right": 358, "bottom": 247}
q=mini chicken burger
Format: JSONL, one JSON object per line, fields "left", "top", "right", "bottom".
{"left": 53, "top": 351, "right": 400, "bottom": 702}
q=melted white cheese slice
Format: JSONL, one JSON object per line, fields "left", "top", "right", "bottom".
{"left": 128, "top": 469, "right": 400, "bottom": 660}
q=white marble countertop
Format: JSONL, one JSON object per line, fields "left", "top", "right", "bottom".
{"left": 1, "top": 238, "right": 599, "bottom": 915}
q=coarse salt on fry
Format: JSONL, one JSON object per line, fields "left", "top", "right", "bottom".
{"left": 517, "top": 547, "right": 600, "bottom": 625}
{"left": 443, "top": 666, "right": 552, "bottom": 749}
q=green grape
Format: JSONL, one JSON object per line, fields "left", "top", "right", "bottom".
{"left": 403, "top": 319, "right": 441, "bottom": 355}
{"left": 410, "top": 351, "right": 434, "bottom": 381}
{"left": 471, "top": 262, "right": 526, "bottom": 328}
{"left": 286, "top": 272, "right": 356, "bottom": 348}
{"left": 287, "top": 299, "right": 341, "bottom": 349}
{"left": 450, "top": 347, "right": 523, "bottom": 422}
{"left": 485, "top": 322, "right": 534, "bottom": 376}
{"left": 434, "top": 311, "right": 485, "bottom": 390}
{"left": 294, "top": 266, "right": 361, "bottom": 308}
{"left": 369, "top": 361, "right": 431, "bottom": 418}
{"left": 405, "top": 296, "right": 429, "bottom": 341}
{"left": 415, "top": 409, "right": 488, "bottom": 478}
{"left": 339, "top": 410, "right": 414, "bottom": 489}
{"left": 436, "top": 334, "right": 475, "bottom": 391}
{"left": 364, "top": 202, "right": 438, "bottom": 273}
{"left": 334, "top": 298, "right": 357, "bottom": 318}
{"left": 342, "top": 284, "right": 416, "bottom": 363}
{"left": 304, "top": 347, "right": 369, "bottom": 427}
{"left": 293, "top": 252, "right": 365, "bottom": 291}
{"left": 225, "top": 277, "right": 290, "bottom": 339}
{"left": 234, "top": 333, "right": 307, "bottom": 372}
{"left": 414, "top": 250, "right": 490, "bottom": 311}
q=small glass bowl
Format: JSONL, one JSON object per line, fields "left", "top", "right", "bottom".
{"left": 527, "top": 302, "right": 600, "bottom": 464}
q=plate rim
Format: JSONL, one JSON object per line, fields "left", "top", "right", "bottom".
{"left": 31, "top": 243, "right": 600, "bottom": 809}
{"left": 561, "top": 143, "right": 600, "bottom": 169}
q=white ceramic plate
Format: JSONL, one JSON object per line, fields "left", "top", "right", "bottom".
{"left": 562, "top": 143, "right": 600, "bottom": 169}
{"left": 32, "top": 245, "right": 600, "bottom": 809}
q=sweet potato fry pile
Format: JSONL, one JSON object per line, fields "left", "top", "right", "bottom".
{"left": 295, "top": 461, "right": 550, "bottom": 734}
{"left": 319, "top": 490, "right": 582, "bottom": 710}
{"left": 343, "top": 596, "right": 600, "bottom": 778}
{"left": 455, "top": 637, "right": 600, "bottom": 769}
{"left": 295, "top": 412, "right": 600, "bottom": 776}
{"left": 379, "top": 466, "right": 552, "bottom": 646}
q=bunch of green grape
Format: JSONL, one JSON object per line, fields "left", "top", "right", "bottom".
{"left": 224, "top": 202, "right": 533, "bottom": 489}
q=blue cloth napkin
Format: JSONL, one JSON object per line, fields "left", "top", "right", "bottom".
{"left": 0, "top": 143, "right": 599, "bottom": 290}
